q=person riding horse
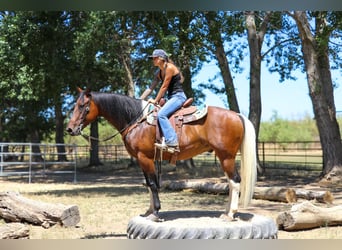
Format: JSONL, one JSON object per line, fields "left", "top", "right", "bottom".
{"left": 140, "top": 49, "right": 187, "bottom": 152}
{"left": 67, "top": 87, "right": 257, "bottom": 221}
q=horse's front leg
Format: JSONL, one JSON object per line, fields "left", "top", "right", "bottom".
{"left": 138, "top": 156, "right": 162, "bottom": 222}
{"left": 142, "top": 171, "right": 162, "bottom": 221}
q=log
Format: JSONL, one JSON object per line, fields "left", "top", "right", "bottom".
{"left": 0, "top": 191, "right": 80, "bottom": 228}
{"left": 277, "top": 201, "right": 342, "bottom": 231}
{"left": 253, "top": 187, "right": 334, "bottom": 204}
{"left": 162, "top": 180, "right": 333, "bottom": 204}
{"left": 0, "top": 223, "right": 30, "bottom": 239}
{"left": 162, "top": 180, "right": 229, "bottom": 194}
{"left": 295, "top": 189, "right": 334, "bottom": 204}
{"left": 253, "top": 187, "right": 298, "bottom": 203}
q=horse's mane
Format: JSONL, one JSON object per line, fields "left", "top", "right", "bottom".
{"left": 91, "top": 92, "right": 143, "bottom": 130}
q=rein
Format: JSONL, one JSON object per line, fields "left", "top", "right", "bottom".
{"left": 81, "top": 130, "right": 121, "bottom": 143}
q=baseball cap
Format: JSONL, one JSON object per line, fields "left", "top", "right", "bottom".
{"left": 148, "top": 49, "right": 168, "bottom": 60}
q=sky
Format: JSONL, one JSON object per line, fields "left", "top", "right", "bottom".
{"left": 193, "top": 60, "right": 342, "bottom": 121}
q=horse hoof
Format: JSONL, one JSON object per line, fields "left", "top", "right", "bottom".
{"left": 219, "top": 213, "right": 237, "bottom": 222}
{"left": 146, "top": 213, "right": 164, "bottom": 222}
{"left": 141, "top": 210, "right": 153, "bottom": 217}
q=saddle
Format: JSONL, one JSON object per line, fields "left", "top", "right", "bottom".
{"left": 146, "top": 98, "right": 208, "bottom": 162}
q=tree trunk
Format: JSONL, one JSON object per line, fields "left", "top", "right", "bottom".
{"left": 89, "top": 120, "right": 102, "bottom": 166}
{"left": 179, "top": 59, "right": 193, "bottom": 99}
{"left": 245, "top": 11, "right": 270, "bottom": 175}
{"left": 55, "top": 103, "right": 67, "bottom": 161}
{"left": 177, "top": 14, "right": 195, "bottom": 100}
{"left": 291, "top": 11, "right": 342, "bottom": 183}
{"left": 121, "top": 53, "right": 135, "bottom": 97}
{"left": 204, "top": 13, "right": 240, "bottom": 112}
{"left": 214, "top": 43, "right": 240, "bottom": 112}
{"left": 0, "top": 191, "right": 80, "bottom": 228}
{"left": 0, "top": 112, "right": 4, "bottom": 142}
{"left": 277, "top": 201, "right": 342, "bottom": 231}
{"left": 29, "top": 129, "right": 43, "bottom": 162}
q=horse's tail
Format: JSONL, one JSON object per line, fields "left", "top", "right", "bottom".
{"left": 239, "top": 114, "right": 257, "bottom": 208}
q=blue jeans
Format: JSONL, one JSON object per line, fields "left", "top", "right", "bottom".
{"left": 157, "top": 92, "right": 187, "bottom": 145}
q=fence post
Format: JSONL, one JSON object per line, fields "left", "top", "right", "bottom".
{"left": 73, "top": 144, "right": 77, "bottom": 183}
{"left": 262, "top": 142, "right": 265, "bottom": 168}
{"left": 29, "top": 143, "right": 32, "bottom": 183}
{"left": 43, "top": 143, "right": 46, "bottom": 176}
{"left": 0, "top": 144, "right": 3, "bottom": 176}
{"left": 114, "top": 145, "right": 118, "bottom": 163}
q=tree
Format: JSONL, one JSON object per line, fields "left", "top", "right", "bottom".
{"left": 0, "top": 12, "right": 54, "bottom": 147}
{"left": 202, "top": 11, "right": 246, "bottom": 112}
{"left": 289, "top": 11, "right": 342, "bottom": 182}
{"left": 245, "top": 12, "right": 272, "bottom": 141}
{"left": 0, "top": 11, "right": 87, "bottom": 160}
{"left": 245, "top": 11, "right": 276, "bottom": 174}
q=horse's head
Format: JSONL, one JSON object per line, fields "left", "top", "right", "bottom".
{"left": 66, "top": 87, "right": 99, "bottom": 136}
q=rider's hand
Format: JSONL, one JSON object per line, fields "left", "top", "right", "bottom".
{"left": 148, "top": 98, "right": 156, "bottom": 104}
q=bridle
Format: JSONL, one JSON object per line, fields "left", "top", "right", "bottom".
{"left": 74, "top": 94, "right": 91, "bottom": 136}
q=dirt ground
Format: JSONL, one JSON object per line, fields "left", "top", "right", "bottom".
{"left": 1, "top": 164, "right": 342, "bottom": 239}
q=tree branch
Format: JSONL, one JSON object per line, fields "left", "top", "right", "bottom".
{"left": 261, "top": 37, "right": 299, "bottom": 59}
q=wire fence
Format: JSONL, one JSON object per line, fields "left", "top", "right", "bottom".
{"left": 258, "top": 141, "right": 323, "bottom": 172}
{"left": 0, "top": 141, "right": 325, "bottom": 182}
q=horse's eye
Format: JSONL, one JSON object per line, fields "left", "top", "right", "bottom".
{"left": 79, "top": 104, "right": 84, "bottom": 109}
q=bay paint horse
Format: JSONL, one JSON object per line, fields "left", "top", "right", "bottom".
{"left": 66, "top": 88, "right": 257, "bottom": 221}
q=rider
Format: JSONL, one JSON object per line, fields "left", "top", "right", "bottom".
{"left": 140, "top": 49, "right": 187, "bottom": 150}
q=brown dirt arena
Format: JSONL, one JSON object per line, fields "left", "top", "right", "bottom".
{"left": 0, "top": 163, "right": 341, "bottom": 239}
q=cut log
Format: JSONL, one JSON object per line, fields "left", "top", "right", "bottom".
{"left": 253, "top": 187, "right": 297, "bottom": 203}
{"left": 0, "top": 223, "right": 30, "bottom": 239}
{"left": 277, "top": 201, "right": 342, "bottom": 231}
{"left": 162, "top": 180, "right": 333, "bottom": 204}
{"left": 162, "top": 180, "right": 229, "bottom": 194}
{"left": 0, "top": 191, "right": 80, "bottom": 228}
{"left": 253, "top": 187, "right": 334, "bottom": 204}
{"left": 295, "top": 189, "right": 334, "bottom": 204}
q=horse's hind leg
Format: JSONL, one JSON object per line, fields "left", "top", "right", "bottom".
{"left": 220, "top": 158, "right": 241, "bottom": 220}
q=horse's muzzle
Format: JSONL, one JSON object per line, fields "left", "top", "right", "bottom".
{"left": 66, "top": 125, "right": 82, "bottom": 136}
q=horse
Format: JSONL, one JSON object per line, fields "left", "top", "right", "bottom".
{"left": 66, "top": 87, "right": 257, "bottom": 221}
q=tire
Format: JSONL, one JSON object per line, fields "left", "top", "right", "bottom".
{"left": 127, "top": 210, "right": 278, "bottom": 239}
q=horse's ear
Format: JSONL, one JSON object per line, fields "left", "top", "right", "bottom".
{"left": 77, "top": 87, "right": 83, "bottom": 93}
{"left": 85, "top": 88, "right": 92, "bottom": 97}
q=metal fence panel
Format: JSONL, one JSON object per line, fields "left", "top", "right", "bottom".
{"left": 0, "top": 142, "right": 77, "bottom": 183}
{"left": 0, "top": 141, "right": 324, "bottom": 183}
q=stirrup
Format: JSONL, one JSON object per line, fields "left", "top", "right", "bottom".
{"left": 154, "top": 142, "right": 167, "bottom": 150}
{"left": 166, "top": 146, "right": 180, "bottom": 153}
{"left": 154, "top": 139, "right": 179, "bottom": 153}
